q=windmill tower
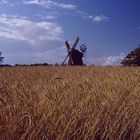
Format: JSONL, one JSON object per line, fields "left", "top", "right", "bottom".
{"left": 61, "top": 37, "right": 87, "bottom": 66}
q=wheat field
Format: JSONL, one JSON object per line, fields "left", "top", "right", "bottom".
{"left": 0, "top": 66, "right": 140, "bottom": 140}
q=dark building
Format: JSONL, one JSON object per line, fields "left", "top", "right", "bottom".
{"left": 69, "top": 48, "right": 83, "bottom": 65}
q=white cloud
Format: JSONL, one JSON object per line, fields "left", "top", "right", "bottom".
{"left": 58, "top": 4, "right": 77, "bottom": 9}
{"left": 88, "top": 53, "right": 125, "bottom": 66}
{"left": 0, "top": 14, "right": 63, "bottom": 45}
{"left": 0, "top": 0, "right": 8, "bottom": 4}
{"left": 76, "top": 10, "right": 109, "bottom": 23}
{"left": 0, "top": 0, "right": 14, "bottom": 6}
{"left": 102, "top": 53, "right": 125, "bottom": 66}
{"left": 23, "top": 0, "right": 48, "bottom": 6}
{"left": 89, "top": 15, "right": 109, "bottom": 22}
{"left": 42, "top": 15, "right": 56, "bottom": 20}
{"left": 23, "top": 0, "right": 77, "bottom": 10}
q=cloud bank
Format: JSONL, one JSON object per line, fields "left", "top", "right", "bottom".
{"left": 76, "top": 11, "right": 109, "bottom": 23}
{"left": 89, "top": 15, "right": 109, "bottom": 22}
{"left": 0, "top": 14, "right": 63, "bottom": 45}
{"left": 102, "top": 53, "right": 125, "bottom": 66}
{"left": 23, "top": 0, "right": 77, "bottom": 10}
{"left": 88, "top": 53, "right": 125, "bottom": 66}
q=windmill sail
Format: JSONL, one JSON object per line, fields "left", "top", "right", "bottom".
{"left": 61, "top": 37, "right": 80, "bottom": 65}
{"left": 71, "top": 36, "right": 79, "bottom": 49}
{"left": 65, "top": 40, "right": 71, "bottom": 50}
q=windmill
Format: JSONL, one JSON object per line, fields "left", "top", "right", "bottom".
{"left": 61, "top": 36, "right": 87, "bottom": 66}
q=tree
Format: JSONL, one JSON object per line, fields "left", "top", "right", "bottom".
{"left": 121, "top": 45, "right": 140, "bottom": 66}
{"left": 0, "top": 51, "right": 4, "bottom": 64}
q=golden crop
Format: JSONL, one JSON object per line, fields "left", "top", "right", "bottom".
{"left": 0, "top": 66, "right": 140, "bottom": 140}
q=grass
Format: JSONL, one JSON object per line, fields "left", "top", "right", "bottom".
{"left": 0, "top": 66, "right": 140, "bottom": 140}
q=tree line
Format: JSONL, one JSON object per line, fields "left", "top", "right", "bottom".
{"left": 121, "top": 45, "right": 140, "bottom": 66}
{"left": 0, "top": 51, "right": 4, "bottom": 64}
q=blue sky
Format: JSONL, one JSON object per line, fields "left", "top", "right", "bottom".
{"left": 0, "top": 0, "right": 140, "bottom": 65}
